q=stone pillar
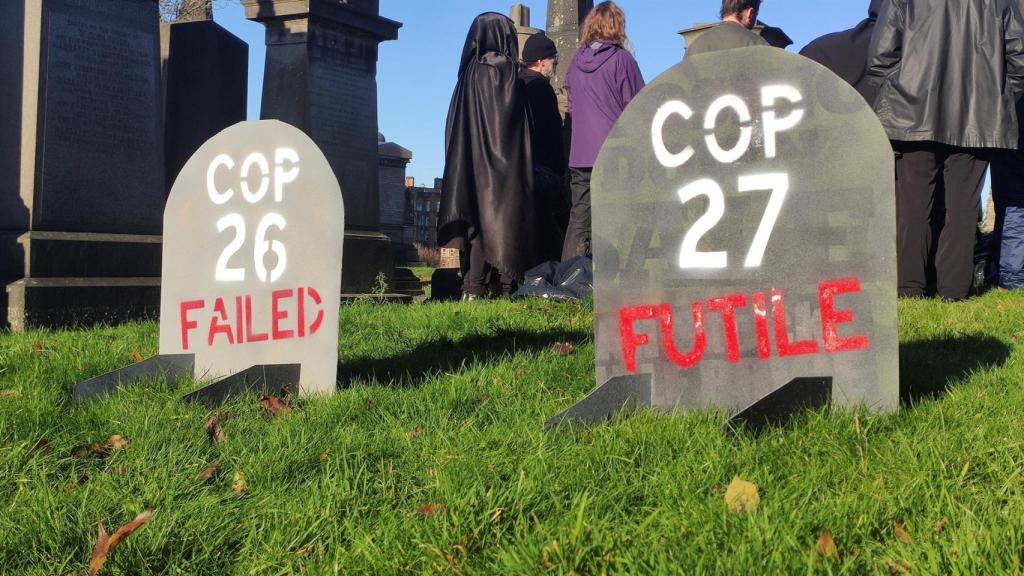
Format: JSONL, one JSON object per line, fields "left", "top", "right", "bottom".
{"left": 378, "top": 138, "right": 412, "bottom": 263}
{"left": 546, "top": 0, "right": 592, "bottom": 117}
{"left": 1, "top": 0, "right": 165, "bottom": 330}
{"left": 510, "top": 4, "right": 541, "bottom": 56}
{"left": 161, "top": 18, "right": 248, "bottom": 194}
{"left": 243, "top": 0, "right": 402, "bottom": 294}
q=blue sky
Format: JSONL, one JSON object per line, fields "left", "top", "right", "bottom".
{"left": 214, "top": 1, "right": 877, "bottom": 185}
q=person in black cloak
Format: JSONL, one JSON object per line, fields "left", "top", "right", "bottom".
{"left": 799, "top": 0, "right": 884, "bottom": 104}
{"left": 438, "top": 13, "right": 537, "bottom": 300}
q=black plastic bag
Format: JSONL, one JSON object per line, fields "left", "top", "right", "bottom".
{"left": 513, "top": 257, "right": 593, "bottom": 302}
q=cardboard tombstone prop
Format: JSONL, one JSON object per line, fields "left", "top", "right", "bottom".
{"left": 75, "top": 121, "right": 343, "bottom": 402}
{"left": 548, "top": 48, "right": 898, "bottom": 429}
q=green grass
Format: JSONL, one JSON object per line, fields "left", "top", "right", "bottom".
{"left": 2, "top": 293, "right": 1024, "bottom": 574}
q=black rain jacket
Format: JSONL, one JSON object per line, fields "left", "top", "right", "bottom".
{"left": 800, "top": 0, "right": 884, "bottom": 104}
{"left": 867, "top": 0, "right": 1024, "bottom": 149}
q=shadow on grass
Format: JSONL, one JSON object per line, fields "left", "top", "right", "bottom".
{"left": 900, "top": 335, "right": 1012, "bottom": 405}
{"left": 339, "top": 328, "right": 590, "bottom": 388}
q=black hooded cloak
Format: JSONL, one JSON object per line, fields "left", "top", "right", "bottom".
{"left": 799, "top": 0, "right": 884, "bottom": 103}
{"left": 438, "top": 12, "right": 537, "bottom": 278}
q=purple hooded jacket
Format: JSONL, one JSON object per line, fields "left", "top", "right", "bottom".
{"left": 567, "top": 42, "right": 645, "bottom": 168}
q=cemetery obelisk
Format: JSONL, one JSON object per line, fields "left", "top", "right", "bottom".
{"left": 1, "top": 0, "right": 164, "bottom": 330}
{"left": 160, "top": 5, "right": 248, "bottom": 193}
{"left": 546, "top": 0, "right": 592, "bottom": 117}
{"left": 242, "top": 0, "right": 401, "bottom": 294}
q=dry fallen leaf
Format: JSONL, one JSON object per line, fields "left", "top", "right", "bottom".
{"left": 106, "top": 436, "right": 129, "bottom": 451}
{"left": 816, "top": 530, "right": 838, "bottom": 559}
{"left": 88, "top": 508, "right": 153, "bottom": 576}
{"left": 894, "top": 522, "right": 912, "bottom": 544}
{"left": 260, "top": 395, "right": 292, "bottom": 417}
{"left": 72, "top": 443, "right": 111, "bottom": 459}
{"left": 204, "top": 413, "right": 226, "bottom": 445}
{"left": 552, "top": 342, "right": 576, "bottom": 357}
{"left": 32, "top": 340, "right": 44, "bottom": 357}
{"left": 417, "top": 503, "right": 445, "bottom": 517}
{"left": 724, "top": 476, "right": 760, "bottom": 513}
{"left": 197, "top": 460, "right": 221, "bottom": 482}
{"left": 232, "top": 471, "right": 247, "bottom": 495}
{"left": 111, "top": 466, "right": 129, "bottom": 476}
{"left": 407, "top": 425, "right": 423, "bottom": 440}
{"left": 29, "top": 439, "right": 52, "bottom": 455}
{"left": 934, "top": 517, "right": 948, "bottom": 535}
{"left": 129, "top": 348, "right": 144, "bottom": 363}
{"left": 888, "top": 560, "right": 912, "bottom": 575}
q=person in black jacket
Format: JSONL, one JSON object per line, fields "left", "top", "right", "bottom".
{"left": 867, "top": 0, "right": 1024, "bottom": 300}
{"left": 438, "top": 13, "right": 538, "bottom": 300}
{"left": 799, "top": 0, "right": 883, "bottom": 104}
{"left": 519, "top": 33, "right": 569, "bottom": 262}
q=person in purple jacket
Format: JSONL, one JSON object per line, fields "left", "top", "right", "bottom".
{"left": 562, "top": 1, "right": 645, "bottom": 262}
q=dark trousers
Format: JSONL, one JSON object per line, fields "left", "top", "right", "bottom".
{"left": 460, "top": 237, "right": 515, "bottom": 297}
{"left": 894, "top": 142, "right": 988, "bottom": 299}
{"left": 561, "top": 167, "right": 592, "bottom": 262}
{"left": 991, "top": 149, "right": 1024, "bottom": 289}
{"left": 535, "top": 165, "right": 569, "bottom": 263}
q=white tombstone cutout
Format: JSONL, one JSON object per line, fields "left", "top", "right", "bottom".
{"left": 159, "top": 120, "right": 343, "bottom": 396}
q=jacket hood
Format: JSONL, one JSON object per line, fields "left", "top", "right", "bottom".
{"left": 574, "top": 42, "right": 621, "bottom": 73}
{"left": 869, "top": 0, "right": 883, "bottom": 19}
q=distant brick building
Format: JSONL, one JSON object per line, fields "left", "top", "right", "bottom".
{"left": 406, "top": 179, "right": 442, "bottom": 249}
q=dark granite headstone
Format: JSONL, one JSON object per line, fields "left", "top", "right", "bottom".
{"left": 552, "top": 48, "right": 898, "bottom": 425}
{"left": 242, "top": 0, "right": 401, "bottom": 294}
{"left": 1, "top": 0, "right": 164, "bottom": 330}
{"left": 31, "top": 0, "right": 164, "bottom": 233}
{"left": 161, "top": 19, "right": 248, "bottom": 193}
{"left": 160, "top": 120, "right": 343, "bottom": 396}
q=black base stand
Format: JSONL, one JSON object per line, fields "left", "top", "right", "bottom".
{"left": 545, "top": 374, "right": 833, "bottom": 432}
{"left": 181, "top": 364, "right": 301, "bottom": 408}
{"left": 73, "top": 354, "right": 195, "bottom": 401}
{"left": 728, "top": 377, "right": 833, "bottom": 433}
{"left": 544, "top": 374, "right": 653, "bottom": 429}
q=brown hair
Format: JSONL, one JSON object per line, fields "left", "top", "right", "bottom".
{"left": 580, "top": 1, "right": 628, "bottom": 47}
{"left": 721, "top": 0, "right": 762, "bottom": 19}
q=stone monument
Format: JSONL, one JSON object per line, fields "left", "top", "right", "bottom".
{"left": 161, "top": 14, "right": 248, "bottom": 192}
{"left": 1, "top": 0, "right": 164, "bottom": 330}
{"left": 546, "top": 0, "right": 592, "bottom": 118}
{"left": 242, "top": 0, "right": 401, "bottom": 294}
{"left": 378, "top": 135, "right": 412, "bottom": 262}
{"left": 510, "top": 4, "right": 541, "bottom": 55}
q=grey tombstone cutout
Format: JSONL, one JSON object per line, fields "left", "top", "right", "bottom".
{"left": 548, "top": 48, "right": 898, "bottom": 428}
{"left": 1, "top": 0, "right": 164, "bottom": 330}
{"left": 74, "top": 120, "right": 344, "bottom": 402}
{"left": 158, "top": 120, "right": 344, "bottom": 396}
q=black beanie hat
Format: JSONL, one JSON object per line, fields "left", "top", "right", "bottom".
{"left": 523, "top": 33, "right": 557, "bottom": 63}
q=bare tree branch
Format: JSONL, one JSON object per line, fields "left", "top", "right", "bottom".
{"left": 160, "top": 0, "right": 234, "bottom": 23}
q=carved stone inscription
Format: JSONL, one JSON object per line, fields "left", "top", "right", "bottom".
{"left": 37, "top": 0, "right": 163, "bottom": 234}
{"left": 307, "top": 26, "right": 378, "bottom": 229}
